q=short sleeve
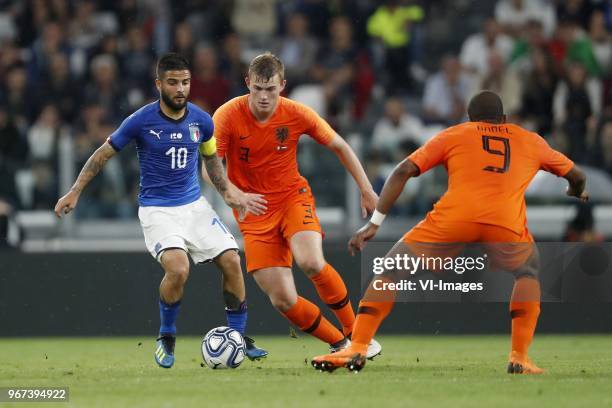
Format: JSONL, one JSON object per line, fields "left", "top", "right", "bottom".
{"left": 212, "top": 103, "right": 234, "bottom": 158}
{"left": 299, "top": 103, "right": 336, "bottom": 145}
{"left": 199, "top": 112, "right": 214, "bottom": 143}
{"left": 536, "top": 136, "right": 574, "bottom": 177}
{"left": 107, "top": 113, "right": 140, "bottom": 151}
{"left": 407, "top": 131, "right": 449, "bottom": 175}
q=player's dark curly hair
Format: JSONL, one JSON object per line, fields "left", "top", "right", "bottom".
{"left": 156, "top": 53, "right": 190, "bottom": 79}
{"left": 248, "top": 52, "right": 285, "bottom": 81}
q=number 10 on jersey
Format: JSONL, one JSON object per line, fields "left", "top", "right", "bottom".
{"left": 165, "top": 147, "right": 188, "bottom": 169}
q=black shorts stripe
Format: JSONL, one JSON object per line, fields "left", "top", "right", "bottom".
{"left": 357, "top": 306, "right": 378, "bottom": 316}
{"left": 327, "top": 294, "right": 350, "bottom": 310}
{"left": 303, "top": 312, "right": 322, "bottom": 333}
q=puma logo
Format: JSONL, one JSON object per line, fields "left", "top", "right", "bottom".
{"left": 149, "top": 129, "right": 163, "bottom": 139}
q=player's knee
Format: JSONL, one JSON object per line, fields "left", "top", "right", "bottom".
{"left": 165, "top": 263, "right": 190, "bottom": 285}
{"left": 297, "top": 258, "right": 325, "bottom": 277}
{"left": 216, "top": 250, "right": 241, "bottom": 272}
{"left": 270, "top": 292, "right": 297, "bottom": 312}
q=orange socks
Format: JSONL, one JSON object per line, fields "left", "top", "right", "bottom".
{"left": 509, "top": 277, "right": 541, "bottom": 357}
{"left": 282, "top": 296, "right": 344, "bottom": 345}
{"left": 351, "top": 300, "right": 394, "bottom": 348}
{"left": 310, "top": 263, "right": 355, "bottom": 336}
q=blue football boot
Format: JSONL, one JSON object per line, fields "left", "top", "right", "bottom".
{"left": 154, "top": 335, "right": 176, "bottom": 368}
{"left": 243, "top": 336, "right": 268, "bottom": 361}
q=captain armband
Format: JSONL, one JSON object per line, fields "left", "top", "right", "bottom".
{"left": 199, "top": 137, "right": 217, "bottom": 157}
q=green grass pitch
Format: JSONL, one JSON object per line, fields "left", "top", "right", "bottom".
{"left": 1, "top": 335, "right": 611, "bottom": 407}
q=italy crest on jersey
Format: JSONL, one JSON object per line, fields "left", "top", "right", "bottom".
{"left": 189, "top": 124, "right": 200, "bottom": 142}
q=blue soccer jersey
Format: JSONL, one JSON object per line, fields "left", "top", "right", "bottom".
{"left": 107, "top": 101, "right": 214, "bottom": 207}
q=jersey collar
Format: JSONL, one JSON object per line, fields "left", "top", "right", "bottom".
{"left": 157, "top": 100, "right": 189, "bottom": 124}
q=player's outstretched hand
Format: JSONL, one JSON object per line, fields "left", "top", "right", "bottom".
{"left": 54, "top": 190, "right": 80, "bottom": 218}
{"left": 238, "top": 192, "right": 268, "bottom": 221}
{"left": 566, "top": 187, "right": 589, "bottom": 202}
{"left": 348, "top": 222, "right": 379, "bottom": 256}
{"left": 224, "top": 186, "right": 267, "bottom": 221}
{"left": 360, "top": 189, "right": 378, "bottom": 218}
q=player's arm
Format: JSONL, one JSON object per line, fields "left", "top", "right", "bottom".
{"left": 564, "top": 165, "right": 589, "bottom": 202}
{"left": 199, "top": 140, "right": 267, "bottom": 217}
{"left": 54, "top": 142, "right": 117, "bottom": 217}
{"left": 348, "top": 159, "right": 420, "bottom": 255}
{"left": 537, "top": 136, "right": 588, "bottom": 202}
{"left": 325, "top": 135, "right": 378, "bottom": 218}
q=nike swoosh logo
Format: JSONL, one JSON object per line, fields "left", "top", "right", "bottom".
{"left": 239, "top": 135, "right": 250, "bottom": 140}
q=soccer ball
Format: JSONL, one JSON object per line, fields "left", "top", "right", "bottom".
{"left": 201, "top": 326, "right": 246, "bottom": 369}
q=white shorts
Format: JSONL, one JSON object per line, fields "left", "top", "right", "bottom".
{"left": 138, "top": 196, "right": 239, "bottom": 264}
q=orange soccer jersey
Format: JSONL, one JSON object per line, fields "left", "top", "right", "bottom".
{"left": 213, "top": 95, "right": 336, "bottom": 208}
{"left": 407, "top": 122, "right": 574, "bottom": 236}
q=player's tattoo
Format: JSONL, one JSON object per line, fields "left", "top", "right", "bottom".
{"left": 223, "top": 290, "right": 242, "bottom": 311}
{"left": 203, "top": 154, "right": 228, "bottom": 195}
{"left": 70, "top": 143, "right": 116, "bottom": 194}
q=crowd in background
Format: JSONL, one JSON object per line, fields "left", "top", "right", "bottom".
{"left": 0, "top": 0, "right": 610, "bottom": 221}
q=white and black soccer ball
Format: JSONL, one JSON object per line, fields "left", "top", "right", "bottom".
{"left": 201, "top": 326, "right": 246, "bottom": 369}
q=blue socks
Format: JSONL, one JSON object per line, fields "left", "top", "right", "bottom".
{"left": 159, "top": 298, "right": 246, "bottom": 336}
{"left": 225, "top": 301, "right": 248, "bottom": 336}
{"left": 159, "top": 299, "right": 181, "bottom": 336}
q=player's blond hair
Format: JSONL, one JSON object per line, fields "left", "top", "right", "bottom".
{"left": 248, "top": 52, "right": 285, "bottom": 82}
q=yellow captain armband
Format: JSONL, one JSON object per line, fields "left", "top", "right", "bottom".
{"left": 199, "top": 136, "right": 217, "bottom": 156}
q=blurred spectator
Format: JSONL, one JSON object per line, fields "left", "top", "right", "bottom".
{"left": 473, "top": 52, "right": 522, "bottom": 116}
{"left": 592, "top": 120, "right": 612, "bottom": 175}
{"left": 553, "top": 62, "right": 601, "bottom": 161}
{"left": 371, "top": 97, "right": 423, "bottom": 157}
{"left": 27, "top": 20, "right": 71, "bottom": 86}
{"left": 562, "top": 202, "right": 604, "bottom": 242}
{"left": 0, "top": 105, "right": 27, "bottom": 209}
{"left": 273, "top": 12, "right": 318, "bottom": 89}
{"left": 509, "top": 19, "right": 548, "bottom": 73}
{"left": 494, "top": 0, "right": 557, "bottom": 38}
{"left": 72, "top": 102, "right": 132, "bottom": 218}
{"left": 519, "top": 48, "right": 558, "bottom": 135}
{"left": 549, "top": 18, "right": 602, "bottom": 77}
{"left": 120, "top": 26, "right": 155, "bottom": 95}
{"left": 219, "top": 32, "right": 249, "bottom": 97}
{"left": 173, "top": 21, "right": 196, "bottom": 63}
{"left": 27, "top": 104, "right": 60, "bottom": 164}
{"left": 310, "top": 16, "right": 356, "bottom": 121}
{"left": 1, "top": 64, "right": 30, "bottom": 129}
{"left": 460, "top": 18, "right": 513, "bottom": 77}
{"left": 557, "top": 0, "right": 594, "bottom": 30}
{"left": 364, "top": 149, "right": 387, "bottom": 195}
{"left": 190, "top": 44, "right": 230, "bottom": 113}
{"left": 83, "top": 54, "right": 125, "bottom": 122}
{"left": 604, "top": 1, "right": 612, "bottom": 30}
{"left": 27, "top": 104, "right": 61, "bottom": 209}
{"left": 588, "top": 10, "right": 612, "bottom": 77}
{"left": 231, "top": 0, "right": 278, "bottom": 46}
{"left": 37, "top": 53, "right": 81, "bottom": 123}
{"left": 0, "top": 40, "right": 23, "bottom": 79}
{"left": 68, "top": 1, "right": 104, "bottom": 50}
{"left": 367, "top": 0, "right": 424, "bottom": 92}
{"left": 422, "top": 55, "right": 471, "bottom": 126}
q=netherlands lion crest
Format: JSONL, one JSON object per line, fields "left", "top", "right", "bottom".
{"left": 275, "top": 126, "right": 289, "bottom": 144}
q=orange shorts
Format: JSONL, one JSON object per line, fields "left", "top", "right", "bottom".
{"left": 238, "top": 187, "right": 322, "bottom": 272}
{"left": 401, "top": 214, "right": 535, "bottom": 272}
